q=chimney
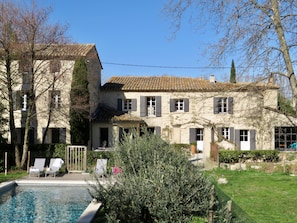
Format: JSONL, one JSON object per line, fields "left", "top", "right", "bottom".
{"left": 209, "top": 75, "right": 216, "bottom": 83}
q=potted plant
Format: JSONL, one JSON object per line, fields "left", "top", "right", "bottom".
{"left": 190, "top": 142, "right": 197, "bottom": 154}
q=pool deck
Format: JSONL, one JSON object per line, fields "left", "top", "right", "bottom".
{"left": 0, "top": 172, "right": 110, "bottom": 223}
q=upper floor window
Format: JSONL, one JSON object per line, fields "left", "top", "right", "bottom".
{"left": 117, "top": 98, "right": 137, "bottom": 112}
{"left": 170, "top": 98, "right": 189, "bottom": 112}
{"left": 13, "top": 91, "right": 28, "bottom": 111}
{"left": 140, "top": 96, "right": 161, "bottom": 117}
{"left": 49, "top": 90, "right": 61, "bottom": 109}
{"left": 214, "top": 97, "right": 233, "bottom": 114}
{"left": 50, "top": 60, "right": 61, "bottom": 73}
{"left": 124, "top": 99, "right": 132, "bottom": 111}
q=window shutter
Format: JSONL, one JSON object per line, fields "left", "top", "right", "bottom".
{"left": 60, "top": 128, "right": 66, "bottom": 143}
{"left": 156, "top": 96, "right": 161, "bottom": 117}
{"left": 184, "top": 98, "right": 189, "bottom": 112}
{"left": 170, "top": 99, "right": 175, "bottom": 112}
{"left": 217, "top": 127, "right": 222, "bottom": 139}
{"left": 131, "top": 99, "right": 137, "bottom": 111}
{"left": 228, "top": 97, "right": 233, "bottom": 114}
{"left": 140, "top": 96, "right": 146, "bottom": 117}
{"left": 235, "top": 129, "right": 240, "bottom": 149}
{"left": 117, "top": 99, "right": 122, "bottom": 111}
{"left": 189, "top": 128, "right": 196, "bottom": 143}
{"left": 250, "top": 129, "right": 256, "bottom": 150}
{"left": 214, "top": 97, "right": 219, "bottom": 114}
{"left": 230, "top": 127, "right": 234, "bottom": 142}
{"left": 211, "top": 128, "right": 214, "bottom": 142}
{"left": 155, "top": 126, "right": 161, "bottom": 135}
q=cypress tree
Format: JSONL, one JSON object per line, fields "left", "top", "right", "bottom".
{"left": 230, "top": 59, "right": 236, "bottom": 83}
{"left": 70, "top": 59, "right": 90, "bottom": 145}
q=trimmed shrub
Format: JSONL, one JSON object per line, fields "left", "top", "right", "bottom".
{"left": 219, "top": 150, "right": 280, "bottom": 163}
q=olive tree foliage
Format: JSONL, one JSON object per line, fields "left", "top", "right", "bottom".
{"left": 90, "top": 132, "right": 224, "bottom": 223}
{"left": 164, "top": 0, "right": 297, "bottom": 108}
{"left": 0, "top": 0, "right": 68, "bottom": 168}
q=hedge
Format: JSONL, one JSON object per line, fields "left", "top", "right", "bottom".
{"left": 219, "top": 150, "right": 280, "bottom": 163}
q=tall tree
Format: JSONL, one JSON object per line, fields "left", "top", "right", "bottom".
{"left": 70, "top": 59, "right": 90, "bottom": 145}
{"left": 0, "top": 0, "right": 67, "bottom": 168}
{"left": 164, "top": 0, "right": 297, "bottom": 109}
{"left": 230, "top": 59, "right": 236, "bottom": 83}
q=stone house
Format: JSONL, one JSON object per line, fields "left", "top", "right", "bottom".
{"left": 91, "top": 75, "right": 297, "bottom": 158}
{"left": 1, "top": 44, "right": 102, "bottom": 144}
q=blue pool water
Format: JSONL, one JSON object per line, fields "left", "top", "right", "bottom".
{"left": 0, "top": 185, "right": 92, "bottom": 223}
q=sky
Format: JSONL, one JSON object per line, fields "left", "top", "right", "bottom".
{"left": 35, "top": 0, "right": 231, "bottom": 83}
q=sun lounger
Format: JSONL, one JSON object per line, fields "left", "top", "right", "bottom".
{"left": 29, "top": 158, "right": 46, "bottom": 177}
{"left": 45, "top": 158, "right": 64, "bottom": 178}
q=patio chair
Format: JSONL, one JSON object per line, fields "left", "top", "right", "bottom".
{"left": 95, "top": 159, "right": 107, "bottom": 177}
{"left": 45, "top": 158, "right": 64, "bottom": 178}
{"left": 29, "top": 158, "right": 46, "bottom": 177}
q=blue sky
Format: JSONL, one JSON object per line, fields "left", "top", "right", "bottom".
{"left": 36, "top": 0, "right": 231, "bottom": 83}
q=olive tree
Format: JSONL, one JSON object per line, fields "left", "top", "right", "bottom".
{"left": 90, "top": 132, "right": 222, "bottom": 222}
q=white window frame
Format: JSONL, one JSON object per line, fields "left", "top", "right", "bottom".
{"left": 124, "top": 99, "right": 132, "bottom": 111}
{"left": 222, "top": 127, "right": 230, "bottom": 140}
{"left": 147, "top": 97, "right": 156, "bottom": 117}
{"left": 196, "top": 128, "right": 203, "bottom": 141}
{"left": 218, "top": 98, "right": 228, "bottom": 113}
{"left": 240, "top": 130, "right": 249, "bottom": 142}
{"left": 22, "top": 94, "right": 27, "bottom": 111}
{"left": 50, "top": 91, "right": 61, "bottom": 109}
{"left": 175, "top": 99, "right": 184, "bottom": 112}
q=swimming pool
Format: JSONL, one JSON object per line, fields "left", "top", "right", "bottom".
{"left": 0, "top": 184, "right": 92, "bottom": 223}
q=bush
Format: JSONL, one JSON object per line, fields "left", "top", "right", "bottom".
{"left": 90, "top": 132, "right": 214, "bottom": 222}
{"left": 219, "top": 150, "right": 280, "bottom": 163}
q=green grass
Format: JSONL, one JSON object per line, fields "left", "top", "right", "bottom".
{"left": 0, "top": 170, "right": 28, "bottom": 183}
{"left": 209, "top": 168, "right": 297, "bottom": 223}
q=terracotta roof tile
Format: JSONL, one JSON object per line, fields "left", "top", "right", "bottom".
{"left": 102, "top": 76, "right": 279, "bottom": 92}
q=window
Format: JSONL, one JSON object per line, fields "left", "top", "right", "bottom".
{"left": 147, "top": 97, "right": 156, "bottom": 117}
{"left": 13, "top": 91, "right": 28, "bottom": 111}
{"left": 124, "top": 99, "right": 132, "bottom": 111}
{"left": 222, "top": 127, "right": 230, "bottom": 140}
{"left": 196, "top": 128, "right": 204, "bottom": 141}
{"left": 140, "top": 96, "right": 161, "bottom": 117}
{"left": 50, "top": 60, "right": 61, "bottom": 73}
{"left": 49, "top": 91, "right": 61, "bottom": 109}
{"left": 214, "top": 97, "right": 233, "bottom": 114}
{"left": 43, "top": 128, "right": 66, "bottom": 143}
{"left": 170, "top": 98, "right": 189, "bottom": 112}
{"left": 275, "top": 127, "right": 297, "bottom": 150}
{"left": 240, "top": 130, "right": 248, "bottom": 141}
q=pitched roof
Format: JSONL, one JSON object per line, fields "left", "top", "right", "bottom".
{"left": 101, "top": 76, "right": 279, "bottom": 92}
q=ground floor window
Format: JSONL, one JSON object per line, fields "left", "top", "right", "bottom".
{"left": 99, "top": 128, "right": 109, "bottom": 147}
{"left": 275, "top": 127, "right": 297, "bottom": 150}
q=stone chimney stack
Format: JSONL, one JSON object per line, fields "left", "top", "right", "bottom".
{"left": 209, "top": 75, "right": 216, "bottom": 83}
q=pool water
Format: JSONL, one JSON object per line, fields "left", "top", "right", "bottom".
{"left": 0, "top": 185, "right": 92, "bottom": 223}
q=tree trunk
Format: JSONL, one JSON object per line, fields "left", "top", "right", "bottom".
{"left": 271, "top": 0, "right": 297, "bottom": 109}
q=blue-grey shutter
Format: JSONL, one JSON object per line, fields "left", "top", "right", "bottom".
{"left": 184, "top": 98, "right": 189, "bottom": 112}
{"left": 156, "top": 96, "right": 161, "bottom": 117}
{"left": 228, "top": 97, "right": 233, "bottom": 114}
{"left": 217, "top": 127, "right": 222, "bottom": 139}
{"left": 155, "top": 126, "right": 161, "bottom": 135}
{"left": 117, "top": 99, "right": 122, "bottom": 111}
{"left": 214, "top": 97, "right": 219, "bottom": 114}
{"left": 170, "top": 99, "right": 175, "bottom": 112}
{"left": 60, "top": 128, "right": 66, "bottom": 143}
{"left": 230, "top": 127, "right": 234, "bottom": 142}
{"left": 140, "top": 96, "right": 146, "bottom": 117}
{"left": 235, "top": 129, "right": 240, "bottom": 149}
{"left": 189, "top": 128, "right": 196, "bottom": 143}
{"left": 131, "top": 99, "right": 137, "bottom": 111}
{"left": 250, "top": 129, "right": 256, "bottom": 150}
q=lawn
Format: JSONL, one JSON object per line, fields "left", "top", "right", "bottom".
{"left": 0, "top": 171, "right": 28, "bottom": 183}
{"left": 209, "top": 168, "right": 297, "bottom": 223}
